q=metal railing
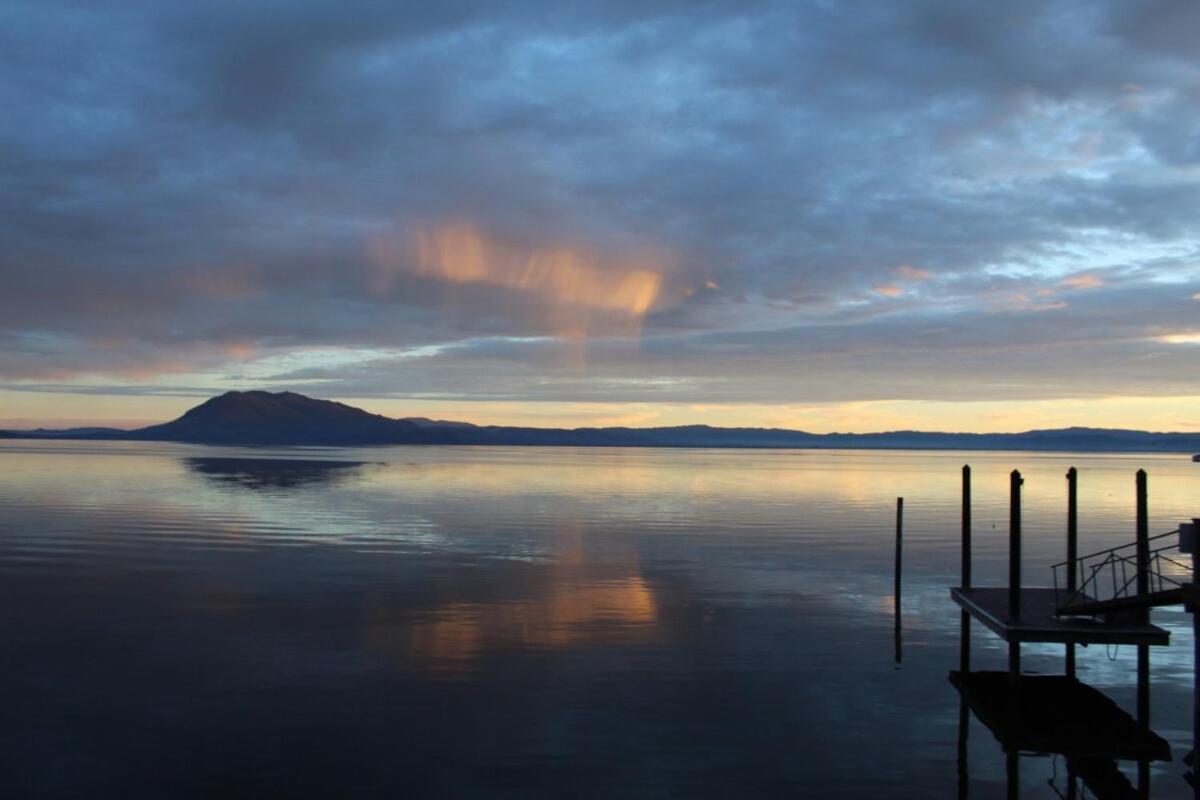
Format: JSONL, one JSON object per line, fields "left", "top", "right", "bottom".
{"left": 1051, "top": 530, "right": 1191, "bottom": 616}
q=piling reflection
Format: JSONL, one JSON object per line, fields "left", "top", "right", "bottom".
{"left": 952, "top": 669, "right": 1170, "bottom": 797}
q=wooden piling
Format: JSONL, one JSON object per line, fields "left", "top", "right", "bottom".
{"left": 895, "top": 497, "right": 903, "bottom": 665}
{"left": 1066, "top": 466, "right": 1077, "bottom": 677}
{"left": 1193, "top": 519, "right": 1199, "bottom": 800}
{"left": 1066, "top": 467, "right": 1078, "bottom": 592}
{"left": 1136, "top": 470, "right": 1149, "bottom": 602}
{"left": 962, "top": 465, "right": 971, "bottom": 589}
{"left": 1009, "top": 470, "right": 1022, "bottom": 621}
{"left": 1009, "top": 470, "right": 1022, "bottom": 690}
{"left": 1135, "top": 470, "right": 1151, "bottom": 739}
{"left": 961, "top": 465, "right": 972, "bottom": 672}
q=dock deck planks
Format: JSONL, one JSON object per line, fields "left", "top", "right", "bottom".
{"left": 950, "top": 587, "right": 1169, "bottom": 646}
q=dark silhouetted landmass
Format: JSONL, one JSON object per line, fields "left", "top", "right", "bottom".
{"left": 131, "top": 391, "right": 452, "bottom": 445}
{"left": 0, "top": 426, "right": 127, "bottom": 439}
{"left": 3, "top": 391, "right": 1200, "bottom": 453}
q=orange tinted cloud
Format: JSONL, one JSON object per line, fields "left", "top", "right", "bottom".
{"left": 873, "top": 284, "right": 905, "bottom": 297}
{"left": 1005, "top": 292, "right": 1067, "bottom": 312}
{"left": 8, "top": 359, "right": 195, "bottom": 382}
{"left": 1156, "top": 331, "right": 1200, "bottom": 344}
{"left": 368, "top": 223, "right": 665, "bottom": 339}
{"left": 1061, "top": 273, "right": 1103, "bottom": 289}
{"left": 3, "top": 338, "right": 258, "bottom": 383}
{"left": 224, "top": 341, "right": 254, "bottom": 360}
{"left": 894, "top": 265, "right": 931, "bottom": 280}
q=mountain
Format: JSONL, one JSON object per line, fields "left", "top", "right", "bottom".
{"left": 132, "top": 390, "right": 444, "bottom": 445}
{"left": 3, "top": 391, "right": 1200, "bottom": 453}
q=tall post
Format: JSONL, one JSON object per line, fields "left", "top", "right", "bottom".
{"left": 1136, "top": 470, "right": 1149, "bottom": 602}
{"left": 1066, "top": 467, "right": 1078, "bottom": 590}
{"left": 894, "top": 497, "right": 903, "bottom": 665}
{"left": 962, "top": 465, "right": 972, "bottom": 589}
{"left": 1193, "top": 518, "right": 1199, "bottom": 800}
{"left": 1009, "top": 470, "right": 1023, "bottom": 621}
{"left": 1132, "top": 472, "right": 1152, "bottom": 800}
{"left": 1066, "top": 467, "right": 1078, "bottom": 678}
{"left": 961, "top": 466, "right": 972, "bottom": 673}
{"left": 1009, "top": 470, "right": 1023, "bottom": 688}
{"left": 1136, "top": 471, "right": 1151, "bottom": 733}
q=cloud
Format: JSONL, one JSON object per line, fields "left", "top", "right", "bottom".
{"left": 1, "top": 0, "right": 1199, "bottom": 418}
{"left": 367, "top": 222, "right": 669, "bottom": 339}
{"left": 1061, "top": 273, "right": 1104, "bottom": 290}
{"left": 894, "top": 265, "right": 932, "bottom": 281}
{"left": 1156, "top": 332, "right": 1200, "bottom": 345}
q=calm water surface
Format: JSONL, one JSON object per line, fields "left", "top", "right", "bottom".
{"left": 1, "top": 442, "right": 1197, "bottom": 797}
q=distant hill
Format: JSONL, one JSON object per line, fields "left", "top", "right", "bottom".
{"left": 0, "top": 426, "right": 127, "bottom": 439}
{"left": 3, "top": 390, "right": 1200, "bottom": 453}
{"left": 132, "top": 390, "right": 449, "bottom": 445}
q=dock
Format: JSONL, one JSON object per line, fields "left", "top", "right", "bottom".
{"left": 951, "top": 587, "right": 1169, "bottom": 646}
{"left": 938, "top": 465, "right": 1198, "bottom": 798}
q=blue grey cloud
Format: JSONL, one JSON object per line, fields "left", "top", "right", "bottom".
{"left": 1, "top": 0, "right": 1198, "bottom": 405}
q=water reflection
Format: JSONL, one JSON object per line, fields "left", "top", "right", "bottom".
{"left": 185, "top": 457, "right": 369, "bottom": 490}
{"left": 0, "top": 442, "right": 1197, "bottom": 797}
{"left": 362, "top": 522, "right": 660, "bottom": 674}
{"left": 391, "top": 577, "right": 657, "bottom": 668}
{"left": 953, "top": 670, "right": 1170, "bottom": 797}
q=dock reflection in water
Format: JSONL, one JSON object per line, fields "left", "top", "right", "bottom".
{"left": 953, "top": 670, "right": 1170, "bottom": 799}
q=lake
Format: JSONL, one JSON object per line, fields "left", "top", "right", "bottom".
{"left": 1, "top": 441, "right": 1196, "bottom": 797}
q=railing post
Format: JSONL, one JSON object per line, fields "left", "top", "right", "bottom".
{"left": 1009, "top": 470, "right": 1023, "bottom": 621}
{"left": 1066, "top": 466, "right": 1077, "bottom": 678}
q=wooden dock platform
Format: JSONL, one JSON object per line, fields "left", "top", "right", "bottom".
{"left": 951, "top": 670, "right": 1171, "bottom": 761}
{"left": 951, "top": 587, "right": 1169, "bottom": 646}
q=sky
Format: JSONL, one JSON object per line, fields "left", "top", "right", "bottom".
{"left": 2, "top": 0, "right": 1199, "bottom": 432}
